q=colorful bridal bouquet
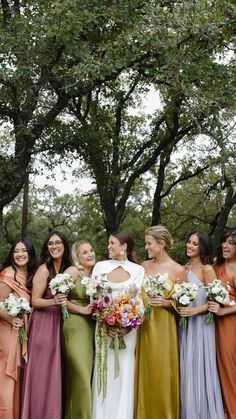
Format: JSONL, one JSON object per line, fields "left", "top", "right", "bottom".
{"left": 83, "top": 276, "right": 144, "bottom": 399}
{"left": 172, "top": 282, "right": 198, "bottom": 326}
{"left": 0, "top": 293, "right": 31, "bottom": 343}
{"left": 204, "top": 279, "right": 230, "bottom": 324}
{"left": 49, "top": 273, "right": 75, "bottom": 319}
{"left": 142, "top": 272, "right": 170, "bottom": 318}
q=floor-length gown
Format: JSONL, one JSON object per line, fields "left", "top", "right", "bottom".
{"left": 214, "top": 264, "right": 236, "bottom": 419}
{"left": 62, "top": 276, "right": 95, "bottom": 419}
{"left": 0, "top": 269, "right": 30, "bottom": 419}
{"left": 179, "top": 270, "right": 224, "bottom": 419}
{"left": 92, "top": 259, "right": 144, "bottom": 419}
{"left": 135, "top": 278, "right": 179, "bottom": 419}
{"left": 21, "top": 287, "right": 62, "bottom": 419}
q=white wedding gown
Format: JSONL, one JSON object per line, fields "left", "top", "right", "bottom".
{"left": 92, "top": 259, "right": 144, "bottom": 419}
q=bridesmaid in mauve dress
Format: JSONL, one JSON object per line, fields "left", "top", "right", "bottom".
{"left": 209, "top": 229, "right": 236, "bottom": 419}
{"left": 62, "top": 240, "right": 96, "bottom": 419}
{"left": 135, "top": 225, "right": 186, "bottom": 419}
{"left": 21, "top": 231, "right": 71, "bottom": 419}
{"left": 0, "top": 239, "right": 36, "bottom": 419}
{"left": 179, "top": 232, "right": 224, "bottom": 419}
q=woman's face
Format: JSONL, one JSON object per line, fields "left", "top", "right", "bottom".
{"left": 47, "top": 234, "right": 65, "bottom": 260}
{"left": 107, "top": 235, "right": 127, "bottom": 260}
{"left": 77, "top": 243, "right": 95, "bottom": 269}
{"left": 222, "top": 235, "right": 236, "bottom": 261}
{"left": 145, "top": 235, "right": 164, "bottom": 259}
{"left": 13, "top": 242, "right": 29, "bottom": 268}
{"left": 186, "top": 234, "right": 200, "bottom": 259}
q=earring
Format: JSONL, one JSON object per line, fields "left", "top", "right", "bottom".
{"left": 120, "top": 250, "right": 125, "bottom": 255}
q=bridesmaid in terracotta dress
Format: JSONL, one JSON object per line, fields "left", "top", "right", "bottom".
{"left": 62, "top": 240, "right": 96, "bottom": 419}
{"left": 21, "top": 231, "right": 71, "bottom": 419}
{"left": 135, "top": 225, "right": 186, "bottom": 419}
{"left": 0, "top": 239, "right": 37, "bottom": 419}
{"left": 209, "top": 229, "right": 236, "bottom": 419}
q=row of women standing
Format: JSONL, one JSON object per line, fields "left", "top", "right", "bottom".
{"left": 0, "top": 226, "right": 236, "bottom": 419}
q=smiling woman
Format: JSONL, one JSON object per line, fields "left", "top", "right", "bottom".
{"left": 179, "top": 231, "right": 224, "bottom": 419}
{"left": 92, "top": 231, "right": 144, "bottom": 419}
{"left": 208, "top": 229, "right": 236, "bottom": 419}
{"left": 21, "top": 231, "right": 71, "bottom": 419}
{"left": 62, "top": 240, "right": 96, "bottom": 419}
{"left": 0, "top": 239, "right": 37, "bottom": 419}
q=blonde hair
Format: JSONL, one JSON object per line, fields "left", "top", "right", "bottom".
{"left": 71, "top": 240, "right": 91, "bottom": 270}
{"left": 145, "top": 225, "right": 174, "bottom": 251}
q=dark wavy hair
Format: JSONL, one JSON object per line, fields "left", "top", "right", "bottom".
{"left": 37, "top": 231, "right": 71, "bottom": 281}
{"left": 110, "top": 231, "right": 141, "bottom": 264}
{"left": 215, "top": 228, "right": 236, "bottom": 265}
{"left": 186, "top": 231, "right": 213, "bottom": 265}
{"left": 1, "top": 238, "right": 38, "bottom": 289}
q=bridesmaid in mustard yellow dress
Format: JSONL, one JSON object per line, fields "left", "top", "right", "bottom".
{"left": 135, "top": 225, "right": 186, "bottom": 419}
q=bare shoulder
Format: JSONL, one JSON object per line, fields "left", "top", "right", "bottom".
{"left": 141, "top": 260, "right": 153, "bottom": 273}
{"left": 65, "top": 266, "right": 79, "bottom": 280}
{"left": 172, "top": 260, "right": 186, "bottom": 274}
{"left": 141, "top": 260, "right": 151, "bottom": 269}
{"left": 202, "top": 264, "right": 216, "bottom": 284}
{"left": 202, "top": 264, "right": 215, "bottom": 274}
{"left": 33, "top": 264, "right": 49, "bottom": 283}
{"left": 171, "top": 260, "right": 186, "bottom": 282}
{"left": 35, "top": 264, "right": 48, "bottom": 275}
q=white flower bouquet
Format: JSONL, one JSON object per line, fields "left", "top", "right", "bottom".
{"left": 205, "top": 279, "right": 230, "bottom": 324}
{"left": 172, "top": 282, "right": 198, "bottom": 326}
{"left": 142, "top": 272, "right": 170, "bottom": 318}
{"left": 0, "top": 293, "right": 31, "bottom": 343}
{"left": 49, "top": 273, "right": 75, "bottom": 319}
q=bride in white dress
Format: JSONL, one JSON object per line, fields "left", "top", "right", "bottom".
{"left": 92, "top": 231, "right": 144, "bottom": 419}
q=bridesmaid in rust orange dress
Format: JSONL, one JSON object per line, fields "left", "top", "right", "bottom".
{"left": 209, "top": 229, "right": 236, "bottom": 419}
{"left": 0, "top": 239, "right": 37, "bottom": 419}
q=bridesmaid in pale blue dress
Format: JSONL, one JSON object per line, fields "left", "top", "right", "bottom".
{"left": 178, "top": 231, "right": 224, "bottom": 419}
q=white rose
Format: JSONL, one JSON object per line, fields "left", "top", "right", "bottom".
{"left": 58, "top": 284, "right": 68, "bottom": 293}
{"left": 179, "top": 295, "right": 190, "bottom": 306}
{"left": 215, "top": 295, "right": 223, "bottom": 303}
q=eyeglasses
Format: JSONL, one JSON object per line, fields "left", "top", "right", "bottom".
{"left": 48, "top": 240, "right": 63, "bottom": 247}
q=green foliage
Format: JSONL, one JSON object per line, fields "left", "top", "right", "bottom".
{"left": 1, "top": 0, "right": 236, "bottom": 259}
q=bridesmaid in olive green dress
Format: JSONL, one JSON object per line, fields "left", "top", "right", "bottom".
{"left": 62, "top": 240, "right": 96, "bottom": 419}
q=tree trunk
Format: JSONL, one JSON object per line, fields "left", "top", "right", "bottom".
{"left": 0, "top": 206, "right": 4, "bottom": 261}
{"left": 211, "top": 183, "right": 236, "bottom": 255}
{"left": 21, "top": 171, "right": 30, "bottom": 239}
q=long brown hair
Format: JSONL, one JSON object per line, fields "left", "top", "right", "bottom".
{"left": 37, "top": 231, "right": 71, "bottom": 281}
{"left": 111, "top": 231, "right": 141, "bottom": 264}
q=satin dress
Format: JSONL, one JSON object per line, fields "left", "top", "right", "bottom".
{"left": 214, "top": 264, "right": 236, "bottom": 419}
{"left": 179, "top": 271, "right": 223, "bottom": 419}
{"left": 0, "top": 268, "right": 30, "bottom": 419}
{"left": 62, "top": 276, "right": 95, "bottom": 419}
{"left": 135, "top": 278, "right": 179, "bottom": 419}
{"left": 92, "top": 259, "right": 144, "bottom": 419}
{"left": 21, "top": 287, "right": 62, "bottom": 419}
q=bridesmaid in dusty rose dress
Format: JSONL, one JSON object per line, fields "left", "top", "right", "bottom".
{"left": 0, "top": 239, "right": 37, "bottom": 419}
{"left": 21, "top": 231, "right": 71, "bottom": 419}
{"left": 209, "top": 229, "right": 236, "bottom": 419}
